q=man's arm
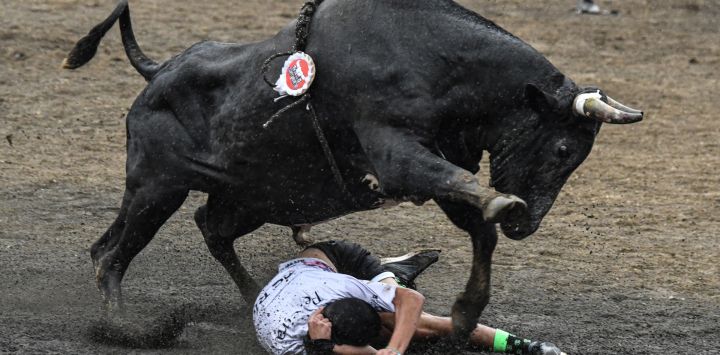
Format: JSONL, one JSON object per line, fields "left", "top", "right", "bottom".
{"left": 379, "top": 287, "right": 424, "bottom": 355}
{"left": 333, "top": 345, "right": 377, "bottom": 354}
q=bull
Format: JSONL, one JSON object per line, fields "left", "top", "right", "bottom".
{"left": 64, "top": 0, "right": 643, "bottom": 339}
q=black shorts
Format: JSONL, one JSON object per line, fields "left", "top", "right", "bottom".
{"left": 305, "top": 240, "right": 385, "bottom": 281}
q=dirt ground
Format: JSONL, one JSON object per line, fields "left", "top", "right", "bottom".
{"left": 1, "top": 0, "right": 718, "bottom": 354}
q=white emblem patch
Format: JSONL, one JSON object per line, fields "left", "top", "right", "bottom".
{"left": 274, "top": 52, "right": 316, "bottom": 97}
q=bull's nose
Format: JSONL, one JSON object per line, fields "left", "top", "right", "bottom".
{"left": 501, "top": 219, "right": 538, "bottom": 240}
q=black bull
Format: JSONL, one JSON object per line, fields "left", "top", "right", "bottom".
{"left": 64, "top": 0, "right": 643, "bottom": 338}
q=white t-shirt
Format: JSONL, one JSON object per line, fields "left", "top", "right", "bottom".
{"left": 253, "top": 258, "right": 397, "bottom": 355}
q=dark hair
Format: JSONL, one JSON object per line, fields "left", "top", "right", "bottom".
{"left": 321, "top": 298, "right": 381, "bottom": 346}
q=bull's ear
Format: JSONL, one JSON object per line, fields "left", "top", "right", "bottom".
{"left": 525, "top": 83, "right": 559, "bottom": 115}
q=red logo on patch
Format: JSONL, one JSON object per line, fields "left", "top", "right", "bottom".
{"left": 285, "top": 59, "right": 310, "bottom": 90}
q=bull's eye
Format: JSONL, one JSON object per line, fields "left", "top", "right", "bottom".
{"left": 558, "top": 145, "right": 570, "bottom": 158}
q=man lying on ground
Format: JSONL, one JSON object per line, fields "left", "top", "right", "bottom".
{"left": 253, "top": 240, "right": 565, "bottom": 355}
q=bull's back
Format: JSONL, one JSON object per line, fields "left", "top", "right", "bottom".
{"left": 129, "top": 35, "right": 300, "bottom": 149}
{"left": 124, "top": 36, "right": 363, "bottom": 202}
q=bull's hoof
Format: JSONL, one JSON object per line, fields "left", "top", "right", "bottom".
{"left": 362, "top": 173, "right": 380, "bottom": 192}
{"left": 482, "top": 195, "right": 527, "bottom": 223}
{"left": 99, "top": 275, "right": 125, "bottom": 316}
{"left": 104, "top": 296, "right": 125, "bottom": 317}
{"left": 94, "top": 256, "right": 125, "bottom": 316}
{"left": 449, "top": 293, "right": 482, "bottom": 341}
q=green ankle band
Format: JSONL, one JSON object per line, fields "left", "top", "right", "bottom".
{"left": 493, "top": 329, "right": 510, "bottom": 353}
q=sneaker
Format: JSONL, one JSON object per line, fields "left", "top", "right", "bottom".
{"left": 528, "top": 341, "right": 566, "bottom": 355}
{"left": 577, "top": 0, "right": 601, "bottom": 14}
{"left": 380, "top": 250, "right": 440, "bottom": 290}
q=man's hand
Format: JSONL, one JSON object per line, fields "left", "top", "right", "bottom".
{"left": 308, "top": 307, "right": 332, "bottom": 340}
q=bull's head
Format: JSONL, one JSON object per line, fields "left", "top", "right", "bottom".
{"left": 489, "top": 77, "right": 643, "bottom": 240}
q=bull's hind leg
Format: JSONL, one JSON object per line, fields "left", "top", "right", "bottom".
{"left": 194, "top": 195, "right": 263, "bottom": 303}
{"left": 93, "top": 183, "right": 188, "bottom": 313}
{"left": 91, "top": 190, "right": 133, "bottom": 266}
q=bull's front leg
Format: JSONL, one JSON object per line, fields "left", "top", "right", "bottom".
{"left": 437, "top": 200, "right": 497, "bottom": 341}
{"left": 355, "top": 124, "right": 526, "bottom": 221}
{"left": 355, "top": 123, "right": 518, "bottom": 341}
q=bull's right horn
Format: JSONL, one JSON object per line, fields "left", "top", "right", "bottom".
{"left": 573, "top": 90, "right": 644, "bottom": 124}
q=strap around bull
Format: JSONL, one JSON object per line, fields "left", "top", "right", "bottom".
{"left": 260, "top": 0, "right": 359, "bottom": 207}
{"left": 261, "top": 0, "right": 324, "bottom": 90}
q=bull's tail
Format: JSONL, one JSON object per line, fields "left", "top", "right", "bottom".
{"left": 62, "top": 0, "right": 160, "bottom": 81}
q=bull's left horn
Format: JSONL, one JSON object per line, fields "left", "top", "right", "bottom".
{"left": 573, "top": 90, "right": 644, "bottom": 124}
{"left": 606, "top": 95, "right": 643, "bottom": 114}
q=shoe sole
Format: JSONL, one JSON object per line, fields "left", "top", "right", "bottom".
{"left": 380, "top": 249, "right": 441, "bottom": 265}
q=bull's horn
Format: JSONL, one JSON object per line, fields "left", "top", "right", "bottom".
{"left": 573, "top": 90, "right": 644, "bottom": 124}
{"left": 606, "top": 96, "right": 643, "bottom": 114}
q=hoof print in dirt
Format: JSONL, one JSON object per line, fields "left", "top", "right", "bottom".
{"left": 87, "top": 309, "right": 191, "bottom": 349}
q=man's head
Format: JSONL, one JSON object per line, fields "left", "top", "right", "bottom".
{"left": 322, "top": 298, "right": 381, "bottom": 346}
